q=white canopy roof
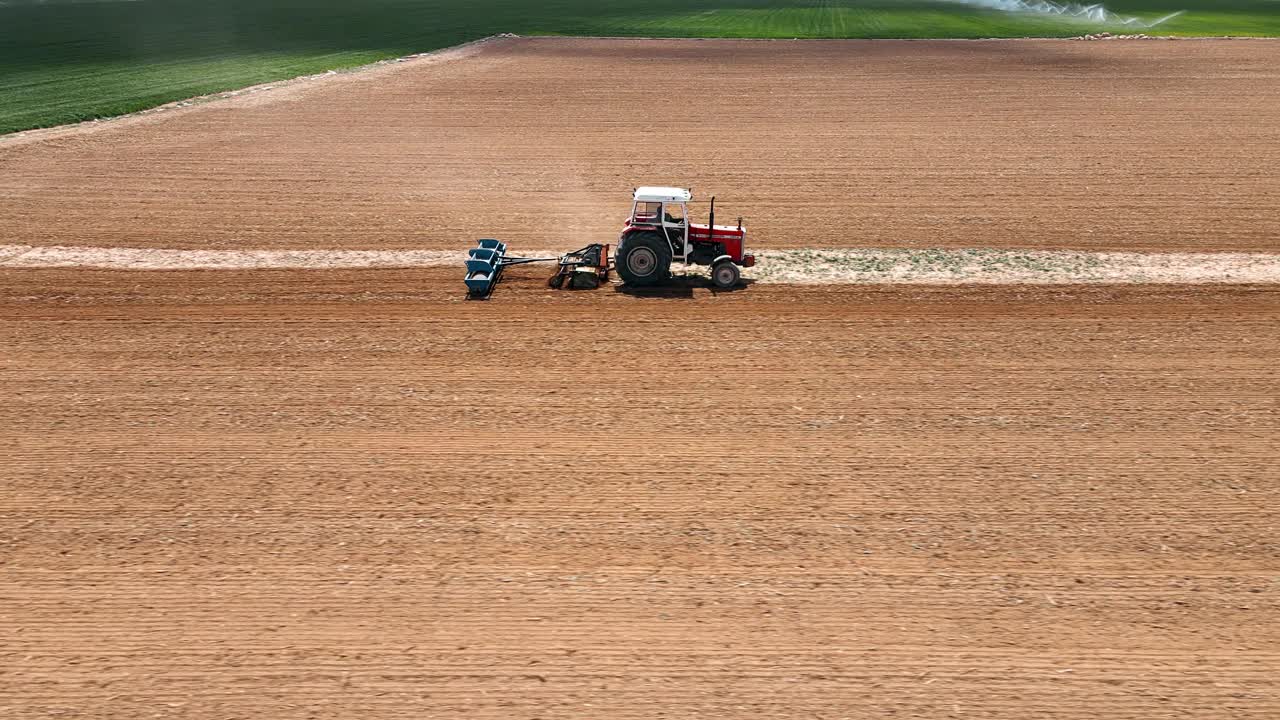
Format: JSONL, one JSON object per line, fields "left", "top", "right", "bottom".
{"left": 634, "top": 186, "right": 692, "bottom": 203}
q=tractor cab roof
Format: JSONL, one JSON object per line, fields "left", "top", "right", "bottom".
{"left": 634, "top": 186, "right": 692, "bottom": 203}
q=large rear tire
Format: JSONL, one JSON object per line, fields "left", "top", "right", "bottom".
{"left": 616, "top": 232, "right": 672, "bottom": 287}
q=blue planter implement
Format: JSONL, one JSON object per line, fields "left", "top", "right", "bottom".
{"left": 464, "top": 240, "right": 611, "bottom": 299}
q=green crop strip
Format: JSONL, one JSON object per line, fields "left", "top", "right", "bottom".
{"left": 1, "top": 1, "right": 1278, "bottom": 135}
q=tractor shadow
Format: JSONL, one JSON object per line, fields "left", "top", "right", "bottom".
{"left": 614, "top": 276, "right": 756, "bottom": 299}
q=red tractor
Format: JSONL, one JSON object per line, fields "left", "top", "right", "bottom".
{"left": 615, "top": 187, "right": 754, "bottom": 289}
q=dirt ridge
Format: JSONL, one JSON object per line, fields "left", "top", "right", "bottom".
{"left": 5, "top": 244, "right": 1280, "bottom": 285}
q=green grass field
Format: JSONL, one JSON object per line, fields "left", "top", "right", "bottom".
{"left": 1, "top": 0, "right": 1277, "bottom": 135}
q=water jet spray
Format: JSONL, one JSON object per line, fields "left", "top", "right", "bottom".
{"left": 950, "top": 1, "right": 1185, "bottom": 28}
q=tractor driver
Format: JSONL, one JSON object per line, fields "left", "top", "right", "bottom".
{"left": 663, "top": 203, "right": 684, "bottom": 226}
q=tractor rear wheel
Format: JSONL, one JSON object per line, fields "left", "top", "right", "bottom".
{"left": 711, "top": 260, "right": 741, "bottom": 289}
{"left": 616, "top": 232, "right": 672, "bottom": 287}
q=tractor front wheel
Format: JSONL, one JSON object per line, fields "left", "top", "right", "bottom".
{"left": 711, "top": 260, "right": 741, "bottom": 289}
{"left": 616, "top": 232, "right": 672, "bottom": 287}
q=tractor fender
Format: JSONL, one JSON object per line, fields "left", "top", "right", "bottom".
{"left": 711, "top": 254, "right": 733, "bottom": 266}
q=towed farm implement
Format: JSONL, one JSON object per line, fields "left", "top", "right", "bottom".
{"left": 464, "top": 240, "right": 610, "bottom": 299}
{"left": 463, "top": 187, "right": 755, "bottom": 299}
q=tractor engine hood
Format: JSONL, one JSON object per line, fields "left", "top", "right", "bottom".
{"left": 689, "top": 222, "right": 746, "bottom": 241}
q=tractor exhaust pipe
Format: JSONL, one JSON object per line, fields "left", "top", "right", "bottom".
{"left": 709, "top": 196, "right": 716, "bottom": 232}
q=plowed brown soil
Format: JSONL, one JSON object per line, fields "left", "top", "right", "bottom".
{"left": 2, "top": 37, "right": 1279, "bottom": 253}
{"left": 3, "top": 269, "right": 1278, "bottom": 718}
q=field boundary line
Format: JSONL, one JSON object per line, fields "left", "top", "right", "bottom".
{"left": 5, "top": 244, "right": 1280, "bottom": 285}
{"left": 514, "top": 34, "right": 1280, "bottom": 43}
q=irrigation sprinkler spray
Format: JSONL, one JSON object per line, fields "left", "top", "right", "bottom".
{"left": 950, "top": 1, "right": 1185, "bottom": 28}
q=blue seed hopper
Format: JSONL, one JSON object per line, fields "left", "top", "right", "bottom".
{"left": 463, "top": 239, "right": 507, "bottom": 296}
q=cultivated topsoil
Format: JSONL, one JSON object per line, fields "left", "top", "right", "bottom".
{"left": 3, "top": 36, "right": 1278, "bottom": 719}
{"left": 1, "top": 37, "right": 1277, "bottom": 253}
{"left": 2, "top": 270, "right": 1278, "bottom": 718}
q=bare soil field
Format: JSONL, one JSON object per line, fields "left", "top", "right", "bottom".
{"left": 2, "top": 37, "right": 1279, "bottom": 253}
{"left": 3, "top": 270, "right": 1278, "bottom": 718}
{"left": 3, "top": 34, "right": 1278, "bottom": 718}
